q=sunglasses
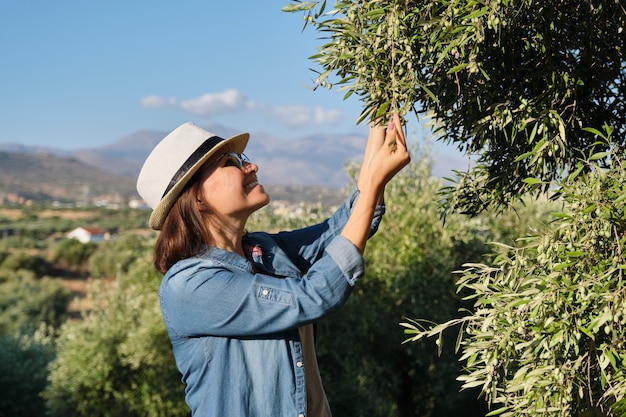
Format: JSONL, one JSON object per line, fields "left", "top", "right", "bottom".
{"left": 220, "top": 151, "right": 250, "bottom": 170}
{"left": 197, "top": 152, "right": 251, "bottom": 178}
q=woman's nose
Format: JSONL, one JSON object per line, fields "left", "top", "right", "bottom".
{"left": 243, "top": 161, "right": 258, "bottom": 173}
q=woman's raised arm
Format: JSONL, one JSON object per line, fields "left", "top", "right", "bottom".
{"left": 343, "top": 114, "right": 410, "bottom": 253}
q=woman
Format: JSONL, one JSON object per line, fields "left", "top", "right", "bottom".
{"left": 136, "top": 114, "right": 410, "bottom": 417}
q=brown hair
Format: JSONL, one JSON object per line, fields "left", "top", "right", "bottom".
{"left": 153, "top": 178, "right": 211, "bottom": 274}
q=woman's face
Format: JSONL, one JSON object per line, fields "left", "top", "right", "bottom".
{"left": 196, "top": 150, "right": 270, "bottom": 220}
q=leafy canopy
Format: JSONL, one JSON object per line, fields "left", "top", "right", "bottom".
{"left": 284, "top": 0, "right": 626, "bottom": 214}
{"left": 403, "top": 142, "right": 626, "bottom": 416}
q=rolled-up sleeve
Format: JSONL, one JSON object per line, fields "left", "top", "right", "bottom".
{"left": 326, "top": 235, "right": 365, "bottom": 286}
{"left": 267, "top": 188, "right": 385, "bottom": 272}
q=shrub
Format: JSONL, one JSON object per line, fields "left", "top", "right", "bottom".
{"left": 88, "top": 234, "right": 152, "bottom": 279}
{"left": 0, "top": 274, "right": 69, "bottom": 334}
{"left": 0, "top": 328, "right": 55, "bottom": 417}
{"left": 405, "top": 148, "right": 626, "bottom": 416}
{"left": 52, "top": 238, "right": 97, "bottom": 271}
{"left": 0, "top": 251, "right": 48, "bottom": 277}
{"left": 44, "top": 258, "right": 187, "bottom": 417}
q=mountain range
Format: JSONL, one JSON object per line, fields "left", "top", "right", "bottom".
{"left": 0, "top": 122, "right": 466, "bottom": 205}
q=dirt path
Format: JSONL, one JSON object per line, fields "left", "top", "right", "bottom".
{"left": 60, "top": 278, "right": 91, "bottom": 320}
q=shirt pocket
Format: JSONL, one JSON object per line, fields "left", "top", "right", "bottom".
{"left": 257, "top": 286, "right": 293, "bottom": 305}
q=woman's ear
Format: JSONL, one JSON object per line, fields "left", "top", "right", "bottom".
{"left": 195, "top": 190, "right": 205, "bottom": 208}
{"left": 196, "top": 195, "right": 214, "bottom": 214}
{"left": 193, "top": 182, "right": 210, "bottom": 212}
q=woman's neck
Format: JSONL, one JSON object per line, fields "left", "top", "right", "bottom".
{"left": 206, "top": 217, "right": 247, "bottom": 257}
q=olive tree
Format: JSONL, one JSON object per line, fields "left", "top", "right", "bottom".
{"left": 44, "top": 258, "right": 187, "bottom": 417}
{"left": 284, "top": 1, "right": 626, "bottom": 416}
{"left": 0, "top": 329, "right": 55, "bottom": 417}
{"left": 404, "top": 144, "right": 626, "bottom": 416}
{"left": 283, "top": 0, "right": 626, "bottom": 214}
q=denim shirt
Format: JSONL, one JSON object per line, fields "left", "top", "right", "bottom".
{"left": 159, "top": 189, "right": 384, "bottom": 417}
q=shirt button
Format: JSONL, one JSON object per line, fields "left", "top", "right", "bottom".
{"left": 296, "top": 361, "right": 303, "bottom": 367}
{"left": 262, "top": 289, "right": 269, "bottom": 296}
{"left": 298, "top": 414, "right": 305, "bottom": 417}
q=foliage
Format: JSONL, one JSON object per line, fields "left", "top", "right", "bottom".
{"left": 0, "top": 205, "right": 149, "bottom": 246}
{"left": 0, "top": 212, "right": 73, "bottom": 244}
{"left": 0, "top": 274, "right": 69, "bottom": 334}
{"left": 404, "top": 145, "right": 626, "bottom": 416}
{"left": 44, "top": 255, "right": 188, "bottom": 417}
{"left": 88, "top": 234, "right": 153, "bottom": 278}
{"left": 90, "top": 208, "right": 152, "bottom": 231}
{"left": 0, "top": 251, "right": 49, "bottom": 279}
{"left": 0, "top": 328, "right": 55, "bottom": 417}
{"left": 284, "top": 0, "right": 626, "bottom": 214}
{"left": 53, "top": 239, "right": 98, "bottom": 270}
{"left": 247, "top": 200, "right": 330, "bottom": 232}
{"left": 52, "top": 238, "right": 98, "bottom": 272}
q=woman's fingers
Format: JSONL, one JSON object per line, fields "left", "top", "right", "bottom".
{"left": 383, "top": 114, "right": 407, "bottom": 151}
{"left": 360, "top": 113, "right": 410, "bottom": 189}
{"left": 392, "top": 115, "right": 407, "bottom": 148}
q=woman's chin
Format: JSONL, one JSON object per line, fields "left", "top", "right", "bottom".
{"left": 252, "top": 186, "right": 270, "bottom": 209}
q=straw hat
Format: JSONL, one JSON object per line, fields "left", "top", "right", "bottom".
{"left": 136, "top": 122, "right": 249, "bottom": 230}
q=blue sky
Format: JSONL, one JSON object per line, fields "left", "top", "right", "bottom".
{"left": 1, "top": 0, "right": 386, "bottom": 150}
{"left": 1, "top": 0, "right": 467, "bottom": 176}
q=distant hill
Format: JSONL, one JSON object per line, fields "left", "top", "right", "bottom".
{"left": 66, "top": 125, "right": 367, "bottom": 187}
{"left": 0, "top": 151, "right": 137, "bottom": 204}
{"left": 1, "top": 124, "right": 367, "bottom": 186}
{"left": 0, "top": 150, "right": 348, "bottom": 207}
{"left": 0, "top": 122, "right": 467, "bottom": 205}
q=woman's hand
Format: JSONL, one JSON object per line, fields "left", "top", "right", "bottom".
{"left": 360, "top": 114, "right": 410, "bottom": 192}
{"left": 343, "top": 113, "right": 410, "bottom": 253}
{"left": 358, "top": 116, "right": 387, "bottom": 196}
